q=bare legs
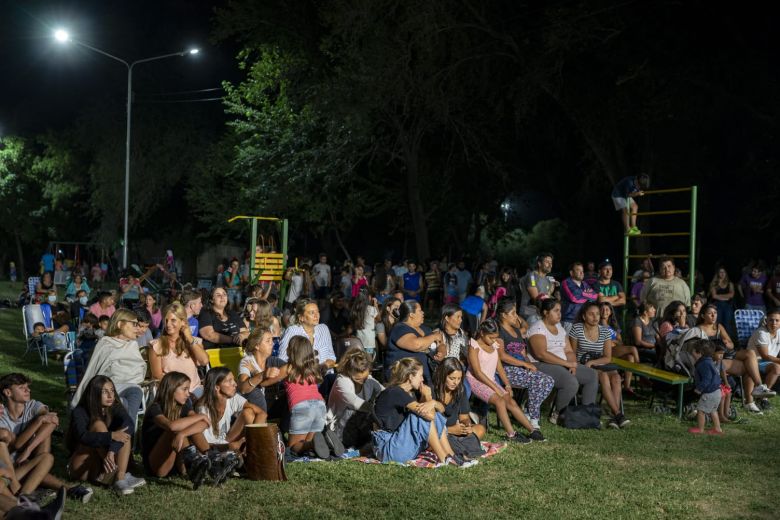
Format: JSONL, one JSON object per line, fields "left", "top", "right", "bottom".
{"left": 613, "top": 344, "right": 640, "bottom": 390}
{"left": 68, "top": 419, "right": 130, "bottom": 483}
{"left": 599, "top": 371, "right": 622, "bottom": 415}
{"left": 488, "top": 391, "right": 533, "bottom": 436}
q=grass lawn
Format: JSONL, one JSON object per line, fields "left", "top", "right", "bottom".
{"left": 0, "top": 281, "right": 776, "bottom": 519}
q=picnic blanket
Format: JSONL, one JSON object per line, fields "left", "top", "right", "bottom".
{"left": 353, "top": 441, "right": 506, "bottom": 468}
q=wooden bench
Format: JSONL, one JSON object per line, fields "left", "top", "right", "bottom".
{"left": 609, "top": 357, "right": 692, "bottom": 420}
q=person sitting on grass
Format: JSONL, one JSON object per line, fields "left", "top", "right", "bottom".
{"left": 494, "top": 298, "right": 554, "bottom": 431}
{"left": 277, "top": 336, "right": 341, "bottom": 459}
{"left": 237, "top": 327, "right": 286, "bottom": 413}
{"left": 141, "top": 372, "right": 212, "bottom": 489}
{"left": 569, "top": 303, "right": 631, "bottom": 429}
{"left": 467, "top": 319, "right": 543, "bottom": 443}
{"left": 196, "top": 367, "right": 266, "bottom": 456}
{"left": 72, "top": 309, "right": 146, "bottom": 430}
{"left": 527, "top": 299, "right": 599, "bottom": 426}
{"left": 1, "top": 419, "right": 58, "bottom": 501}
{"left": 149, "top": 302, "right": 209, "bottom": 400}
{"left": 326, "top": 349, "right": 384, "bottom": 453}
{"left": 432, "top": 358, "right": 486, "bottom": 459}
{"left": 688, "top": 341, "right": 723, "bottom": 435}
{"left": 66, "top": 375, "right": 143, "bottom": 496}
{"left": 372, "top": 358, "right": 476, "bottom": 467}
{"left": 0, "top": 373, "right": 93, "bottom": 503}
{"left": 611, "top": 173, "right": 650, "bottom": 235}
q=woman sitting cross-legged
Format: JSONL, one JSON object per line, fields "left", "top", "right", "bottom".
{"left": 568, "top": 302, "right": 631, "bottom": 429}
{"left": 527, "top": 299, "right": 599, "bottom": 426}
{"left": 141, "top": 372, "right": 212, "bottom": 489}
{"left": 372, "top": 358, "right": 477, "bottom": 467}
{"left": 467, "top": 319, "right": 542, "bottom": 443}
{"left": 326, "top": 348, "right": 384, "bottom": 453}
{"left": 66, "top": 375, "right": 144, "bottom": 496}
{"left": 432, "top": 358, "right": 486, "bottom": 459}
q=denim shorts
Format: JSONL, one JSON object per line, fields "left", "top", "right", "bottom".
{"left": 289, "top": 399, "right": 326, "bottom": 434}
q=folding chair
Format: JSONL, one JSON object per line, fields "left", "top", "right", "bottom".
{"left": 22, "top": 305, "right": 48, "bottom": 365}
{"left": 27, "top": 277, "right": 40, "bottom": 304}
{"left": 734, "top": 309, "right": 765, "bottom": 348}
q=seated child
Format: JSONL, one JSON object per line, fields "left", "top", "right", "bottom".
{"left": 142, "top": 372, "right": 212, "bottom": 488}
{"left": 326, "top": 349, "right": 384, "bottom": 452}
{"left": 372, "top": 357, "right": 477, "bottom": 467}
{"left": 66, "top": 375, "right": 143, "bottom": 496}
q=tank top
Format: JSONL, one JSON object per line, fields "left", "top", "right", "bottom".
{"left": 468, "top": 338, "right": 499, "bottom": 380}
{"left": 498, "top": 325, "right": 527, "bottom": 361}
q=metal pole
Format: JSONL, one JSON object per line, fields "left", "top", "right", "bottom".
{"left": 249, "top": 219, "right": 258, "bottom": 283}
{"left": 623, "top": 232, "right": 630, "bottom": 331}
{"left": 122, "top": 65, "right": 132, "bottom": 270}
{"left": 689, "top": 185, "right": 698, "bottom": 295}
{"left": 278, "top": 219, "right": 289, "bottom": 309}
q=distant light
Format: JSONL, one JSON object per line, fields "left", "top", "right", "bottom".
{"left": 189, "top": 48, "right": 199, "bottom": 55}
{"left": 54, "top": 29, "right": 70, "bottom": 43}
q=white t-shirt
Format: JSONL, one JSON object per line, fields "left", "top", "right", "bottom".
{"left": 527, "top": 321, "right": 568, "bottom": 362}
{"left": 356, "top": 306, "right": 378, "bottom": 350}
{"left": 286, "top": 272, "right": 303, "bottom": 303}
{"left": 747, "top": 326, "right": 780, "bottom": 358}
{"left": 197, "top": 394, "right": 247, "bottom": 444}
{"left": 312, "top": 263, "right": 331, "bottom": 287}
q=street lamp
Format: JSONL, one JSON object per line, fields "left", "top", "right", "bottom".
{"left": 54, "top": 29, "right": 199, "bottom": 269}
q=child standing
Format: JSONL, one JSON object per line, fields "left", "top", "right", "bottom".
{"left": 611, "top": 173, "right": 650, "bottom": 235}
{"left": 688, "top": 341, "right": 723, "bottom": 435}
{"left": 713, "top": 345, "right": 733, "bottom": 424}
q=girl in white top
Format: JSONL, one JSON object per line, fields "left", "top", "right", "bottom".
{"left": 237, "top": 327, "right": 285, "bottom": 412}
{"left": 350, "top": 292, "right": 379, "bottom": 356}
{"left": 747, "top": 308, "right": 780, "bottom": 390}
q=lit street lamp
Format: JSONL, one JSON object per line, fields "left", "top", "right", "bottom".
{"left": 54, "top": 28, "right": 198, "bottom": 269}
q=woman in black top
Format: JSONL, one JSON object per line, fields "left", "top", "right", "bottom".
{"left": 432, "top": 358, "right": 485, "bottom": 458}
{"left": 384, "top": 301, "right": 443, "bottom": 384}
{"left": 198, "top": 287, "right": 248, "bottom": 348}
{"left": 67, "top": 375, "right": 141, "bottom": 494}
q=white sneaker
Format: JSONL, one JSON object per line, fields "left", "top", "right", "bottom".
{"left": 751, "top": 384, "right": 777, "bottom": 398}
{"left": 744, "top": 401, "right": 763, "bottom": 414}
{"left": 124, "top": 473, "right": 146, "bottom": 489}
{"left": 549, "top": 411, "right": 559, "bottom": 425}
{"left": 530, "top": 418, "right": 540, "bottom": 430}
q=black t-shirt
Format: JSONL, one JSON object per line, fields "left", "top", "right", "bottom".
{"left": 373, "top": 386, "right": 415, "bottom": 431}
{"left": 434, "top": 389, "right": 470, "bottom": 427}
{"left": 141, "top": 399, "right": 194, "bottom": 467}
{"left": 197, "top": 309, "right": 243, "bottom": 348}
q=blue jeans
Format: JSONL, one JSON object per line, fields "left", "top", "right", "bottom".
{"left": 289, "top": 399, "right": 326, "bottom": 434}
{"left": 115, "top": 383, "right": 144, "bottom": 430}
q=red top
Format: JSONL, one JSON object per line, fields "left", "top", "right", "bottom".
{"left": 284, "top": 379, "right": 323, "bottom": 410}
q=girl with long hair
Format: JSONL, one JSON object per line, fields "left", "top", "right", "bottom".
{"left": 372, "top": 358, "right": 475, "bottom": 467}
{"left": 350, "top": 291, "right": 379, "bottom": 358}
{"left": 237, "top": 327, "right": 285, "bottom": 412}
{"left": 67, "top": 375, "right": 140, "bottom": 495}
{"left": 141, "top": 372, "right": 211, "bottom": 488}
{"left": 376, "top": 297, "right": 401, "bottom": 350}
{"left": 432, "top": 358, "right": 485, "bottom": 458}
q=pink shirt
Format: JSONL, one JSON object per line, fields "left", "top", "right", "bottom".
{"left": 151, "top": 338, "right": 203, "bottom": 394}
{"left": 468, "top": 338, "right": 499, "bottom": 380}
{"left": 284, "top": 379, "right": 323, "bottom": 410}
{"left": 89, "top": 302, "right": 115, "bottom": 318}
{"left": 351, "top": 277, "right": 368, "bottom": 298}
{"left": 148, "top": 308, "right": 162, "bottom": 330}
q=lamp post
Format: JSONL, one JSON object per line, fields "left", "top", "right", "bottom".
{"left": 54, "top": 29, "right": 198, "bottom": 269}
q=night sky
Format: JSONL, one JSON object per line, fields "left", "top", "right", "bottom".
{"left": 0, "top": 0, "right": 235, "bottom": 136}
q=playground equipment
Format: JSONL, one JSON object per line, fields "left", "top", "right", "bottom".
{"left": 46, "top": 241, "right": 112, "bottom": 284}
{"left": 227, "top": 215, "right": 289, "bottom": 305}
{"left": 622, "top": 186, "right": 698, "bottom": 297}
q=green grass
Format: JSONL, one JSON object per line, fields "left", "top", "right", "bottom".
{"left": 0, "top": 281, "right": 777, "bottom": 519}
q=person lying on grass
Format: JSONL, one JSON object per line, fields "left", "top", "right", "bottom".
{"left": 66, "top": 375, "right": 143, "bottom": 496}
{"left": 141, "top": 372, "right": 212, "bottom": 489}
{"left": 326, "top": 348, "right": 384, "bottom": 454}
{"left": 0, "top": 373, "right": 93, "bottom": 503}
{"left": 467, "top": 319, "right": 543, "bottom": 443}
{"left": 432, "top": 357, "right": 486, "bottom": 459}
{"left": 372, "top": 357, "right": 477, "bottom": 467}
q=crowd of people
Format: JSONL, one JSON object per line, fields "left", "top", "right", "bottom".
{"left": 3, "top": 251, "right": 780, "bottom": 518}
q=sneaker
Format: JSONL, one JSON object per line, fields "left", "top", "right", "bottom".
{"left": 322, "top": 428, "right": 345, "bottom": 457}
{"left": 528, "top": 429, "right": 546, "bottom": 442}
{"left": 530, "top": 418, "right": 540, "bottom": 430}
{"left": 759, "top": 397, "right": 773, "bottom": 410}
{"left": 617, "top": 414, "right": 631, "bottom": 428}
{"left": 751, "top": 384, "right": 776, "bottom": 398}
{"left": 506, "top": 432, "right": 531, "bottom": 444}
{"left": 42, "top": 487, "right": 66, "bottom": 520}
{"left": 627, "top": 227, "right": 641, "bottom": 236}
{"left": 608, "top": 416, "right": 620, "bottom": 430}
{"left": 23, "top": 489, "right": 56, "bottom": 505}
{"left": 188, "top": 454, "right": 211, "bottom": 490}
{"left": 312, "top": 432, "right": 331, "bottom": 459}
{"left": 687, "top": 427, "right": 703, "bottom": 434}
{"left": 123, "top": 473, "right": 146, "bottom": 489}
{"left": 548, "top": 411, "right": 559, "bottom": 426}
{"left": 208, "top": 451, "right": 240, "bottom": 486}
{"left": 456, "top": 458, "right": 479, "bottom": 468}
{"left": 113, "top": 478, "right": 135, "bottom": 495}
{"left": 744, "top": 401, "right": 764, "bottom": 414}
{"left": 67, "top": 484, "right": 94, "bottom": 503}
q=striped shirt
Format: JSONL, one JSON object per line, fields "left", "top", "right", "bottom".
{"left": 568, "top": 323, "right": 611, "bottom": 363}
{"left": 0, "top": 400, "right": 46, "bottom": 435}
{"left": 278, "top": 324, "right": 336, "bottom": 363}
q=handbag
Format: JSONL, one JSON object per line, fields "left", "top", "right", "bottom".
{"left": 558, "top": 404, "right": 602, "bottom": 429}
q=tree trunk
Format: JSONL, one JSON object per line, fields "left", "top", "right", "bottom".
{"left": 14, "top": 231, "right": 26, "bottom": 281}
{"left": 402, "top": 140, "right": 431, "bottom": 262}
{"left": 329, "top": 211, "right": 352, "bottom": 264}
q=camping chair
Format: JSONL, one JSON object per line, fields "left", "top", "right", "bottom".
{"left": 22, "top": 305, "right": 48, "bottom": 365}
{"left": 27, "top": 277, "right": 41, "bottom": 304}
{"left": 734, "top": 309, "right": 765, "bottom": 348}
